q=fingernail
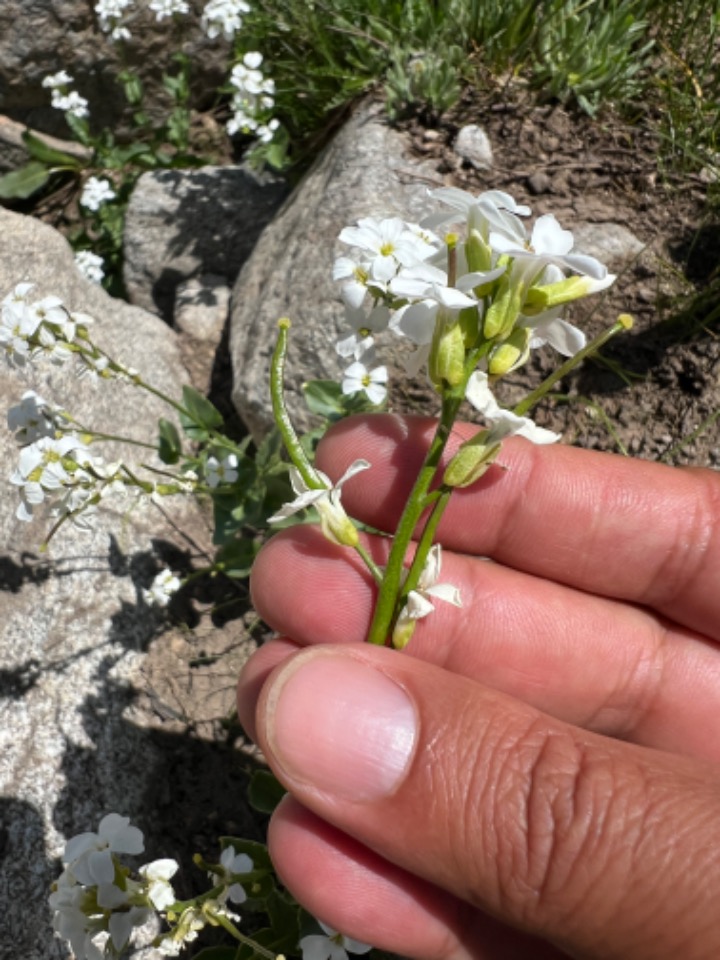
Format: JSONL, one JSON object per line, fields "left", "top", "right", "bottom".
{"left": 264, "top": 650, "right": 417, "bottom": 802}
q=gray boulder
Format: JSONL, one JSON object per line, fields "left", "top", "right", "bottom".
{"left": 0, "top": 210, "right": 229, "bottom": 959}
{"left": 123, "top": 166, "right": 288, "bottom": 321}
{"left": 229, "top": 100, "right": 442, "bottom": 440}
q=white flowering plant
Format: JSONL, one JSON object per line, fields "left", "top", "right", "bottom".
{"left": 269, "top": 186, "right": 629, "bottom": 648}
{"left": 49, "top": 811, "right": 370, "bottom": 960}
{"left": 0, "top": 2, "right": 284, "bottom": 292}
{"left": 24, "top": 183, "right": 629, "bottom": 959}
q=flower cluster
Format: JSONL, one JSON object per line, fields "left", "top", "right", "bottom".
{"left": 201, "top": 0, "right": 250, "bottom": 40}
{"left": 50, "top": 813, "right": 178, "bottom": 960}
{"left": 75, "top": 250, "right": 106, "bottom": 285}
{"left": 333, "top": 187, "right": 615, "bottom": 448}
{"left": 227, "top": 51, "right": 279, "bottom": 143}
{"left": 51, "top": 815, "right": 259, "bottom": 960}
{"left": 42, "top": 71, "right": 89, "bottom": 119}
{"left": 80, "top": 176, "right": 117, "bottom": 213}
{"left": 149, "top": 0, "right": 190, "bottom": 19}
{"left": 94, "top": 0, "right": 134, "bottom": 40}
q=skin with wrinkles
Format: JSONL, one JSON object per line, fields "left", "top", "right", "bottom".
{"left": 238, "top": 414, "right": 720, "bottom": 960}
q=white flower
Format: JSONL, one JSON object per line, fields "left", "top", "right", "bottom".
{"left": 0, "top": 301, "right": 40, "bottom": 363}
{"left": 216, "top": 847, "right": 253, "bottom": 904}
{"left": 148, "top": 0, "right": 190, "bottom": 18}
{"left": 75, "top": 250, "right": 105, "bottom": 284}
{"left": 94, "top": 0, "right": 134, "bottom": 33}
{"left": 465, "top": 370, "right": 561, "bottom": 444}
{"left": 341, "top": 359, "right": 388, "bottom": 405}
{"left": 268, "top": 460, "right": 370, "bottom": 547}
{"left": 401, "top": 544, "right": 462, "bottom": 623}
{"left": 80, "top": 177, "right": 116, "bottom": 212}
{"left": 335, "top": 301, "right": 389, "bottom": 359}
{"left": 201, "top": 0, "right": 250, "bottom": 40}
{"left": 490, "top": 212, "right": 610, "bottom": 282}
{"left": 139, "top": 858, "right": 179, "bottom": 910}
{"left": 7, "top": 390, "right": 60, "bottom": 443}
{"left": 52, "top": 89, "right": 90, "bottom": 119}
{"left": 62, "top": 813, "right": 145, "bottom": 878}
{"left": 256, "top": 118, "right": 280, "bottom": 143}
{"left": 338, "top": 216, "right": 440, "bottom": 285}
{"left": 299, "top": 922, "right": 372, "bottom": 960}
{"left": 10, "top": 434, "right": 91, "bottom": 521}
{"left": 143, "top": 568, "right": 182, "bottom": 607}
{"left": 42, "top": 70, "right": 74, "bottom": 89}
{"left": 422, "top": 186, "right": 531, "bottom": 235}
{"left": 205, "top": 453, "right": 239, "bottom": 488}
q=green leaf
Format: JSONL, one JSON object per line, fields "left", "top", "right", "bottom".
{"left": 214, "top": 536, "right": 257, "bottom": 577}
{"left": 0, "top": 162, "right": 51, "bottom": 199}
{"left": 303, "top": 379, "right": 347, "bottom": 419}
{"left": 21, "top": 130, "right": 82, "bottom": 168}
{"left": 158, "top": 418, "right": 182, "bottom": 464}
{"left": 219, "top": 837, "right": 273, "bottom": 872}
{"left": 248, "top": 770, "right": 287, "bottom": 814}
{"left": 179, "top": 385, "right": 223, "bottom": 438}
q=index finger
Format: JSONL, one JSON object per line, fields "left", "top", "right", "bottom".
{"left": 316, "top": 414, "right": 720, "bottom": 640}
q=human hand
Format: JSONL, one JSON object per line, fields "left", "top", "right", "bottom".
{"left": 238, "top": 414, "right": 720, "bottom": 960}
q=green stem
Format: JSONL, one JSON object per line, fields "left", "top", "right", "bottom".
{"left": 399, "top": 487, "right": 452, "bottom": 606}
{"left": 513, "top": 316, "right": 632, "bottom": 417}
{"left": 354, "top": 542, "right": 384, "bottom": 585}
{"left": 366, "top": 392, "right": 463, "bottom": 645}
{"left": 210, "top": 910, "right": 278, "bottom": 959}
{"left": 270, "top": 319, "right": 324, "bottom": 490}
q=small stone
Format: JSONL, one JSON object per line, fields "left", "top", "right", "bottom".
{"left": 527, "top": 172, "right": 552, "bottom": 195}
{"left": 453, "top": 124, "right": 493, "bottom": 170}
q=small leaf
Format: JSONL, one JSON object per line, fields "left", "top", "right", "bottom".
{"left": 0, "top": 162, "right": 51, "bottom": 199}
{"left": 214, "top": 536, "right": 257, "bottom": 577}
{"left": 179, "top": 385, "right": 223, "bottom": 438}
{"left": 21, "top": 130, "right": 81, "bottom": 167}
{"left": 303, "top": 379, "right": 347, "bottom": 419}
{"left": 248, "top": 770, "right": 287, "bottom": 814}
{"left": 158, "top": 418, "right": 182, "bottom": 464}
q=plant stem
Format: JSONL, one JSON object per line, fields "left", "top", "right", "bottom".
{"left": 366, "top": 392, "right": 462, "bottom": 645}
{"left": 513, "top": 315, "right": 632, "bottom": 417}
{"left": 270, "top": 318, "right": 324, "bottom": 489}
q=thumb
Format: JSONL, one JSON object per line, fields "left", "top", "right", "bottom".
{"left": 253, "top": 643, "right": 720, "bottom": 959}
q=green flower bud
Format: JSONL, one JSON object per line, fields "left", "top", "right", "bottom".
{"left": 429, "top": 316, "right": 465, "bottom": 388}
{"left": 488, "top": 327, "right": 531, "bottom": 376}
{"left": 319, "top": 509, "right": 359, "bottom": 548}
{"left": 483, "top": 273, "right": 522, "bottom": 341}
{"left": 523, "top": 274, "right": 611, "bottom": 314}
{"left": 443, "top": 432, "right": 502, "bottom": 488}
{"left": 392, "top": 617, "right": 416, "bottom": 650}
{"left": 465, "top": 229, "right": 493, "bottom": 273}
{"left": 459, "top": 304, "right": 479, "bottom": 348}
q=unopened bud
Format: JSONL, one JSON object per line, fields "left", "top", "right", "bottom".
{"left": 392, "top": 616, "right": 416, "bottom": 650}
{"left": 318, "top": 505, "right": 359, "bottom": 548}
{"left": 488, "top": 327, "right": 531, "bottom": 376}
{"left": 443, "top": 432, "right": 501, "bottom": 488}
{"left": 429, "top": 318, "right": 465, "bottom": 388}
{"left": 483, "top": 273, "right": 522, "bottom": 341}
{"left": 465, "top": 229, "right": 492, "bottom": 273}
